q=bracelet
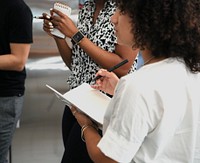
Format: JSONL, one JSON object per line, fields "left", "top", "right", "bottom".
{"left": 81, "top": 124, "right": 98, "bottom": 142}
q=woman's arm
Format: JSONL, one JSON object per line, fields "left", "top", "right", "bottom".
{"left": 78, "top": 40, "right": 138, "bottom": 77}
{"left": 42, "top": 13, "right": 73, "bottom": 68}
{"left": 70, "top": 107, "right": 117, "bottom": 163}
{"left": 51, "top": 9, "right": 138, "bottom": 77}
{"left": 54, "top": 38, "right": 72, "bottom": 68}
{"left": 91, "top": 69, "right": 119, "bottom": 95}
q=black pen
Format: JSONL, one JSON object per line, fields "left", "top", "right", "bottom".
{"left": 33, "top": 15, "right": 51, "bottom": 20}
{"left": 93, "top": 59, "right": 129, "bottom": 81}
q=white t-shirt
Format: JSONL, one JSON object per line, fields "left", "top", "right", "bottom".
{"left": 97, "top": 58, "right": 200, "bottom": 163}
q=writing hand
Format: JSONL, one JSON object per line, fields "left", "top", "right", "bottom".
{"left": 91, "top": 69, "right": 119, "bottom": 96}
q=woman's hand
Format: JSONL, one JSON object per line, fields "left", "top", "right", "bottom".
{"left": 70, "top": 106, "right": 93, "bottom": 128}
{"left": 50, "top": 8, "right": 78, "bottom": 38}
{"left": 42, "top": 13, "right": 54, "bottom": 37}
{"left": 91, "top": 69, "right": 119, "bottom": 95}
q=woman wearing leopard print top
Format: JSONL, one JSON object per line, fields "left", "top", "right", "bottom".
{"left": 43, "top": 0, "right": 138, "bottom": 162}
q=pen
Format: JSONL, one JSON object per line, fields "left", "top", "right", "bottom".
{"left": 93, "top": 59, "right": 129, "bottom": 81}
{"left": 33, "top": 15, "right": 51, "bottom": 20}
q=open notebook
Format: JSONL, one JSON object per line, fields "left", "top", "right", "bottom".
{"left": 46, "top": 83, "right": 111, "bottom": 125}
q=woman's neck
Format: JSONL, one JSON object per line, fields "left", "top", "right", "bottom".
{"left": 140, "top": 50, "right": 167, "bottom": 65}
{"left": 140, "top": 49, "right": 153, "bottom": 64}
{"left": 95, "top": 0, "right": 106, "bottom": 9}
{"left": 93, "top": 0, "right": 106, "bottom": 24}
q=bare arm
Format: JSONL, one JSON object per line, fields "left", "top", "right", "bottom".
{"left": 78, "top": 39, "right": 137, "bottom": 77}
{"left": 0, "top": 43, "right": 30, "bottom": 71}
{"left": 71, "top": 107, "right": 117, "bottom": 163}
{"left": 50, "top": 9, "right": 138, "bottom": 77}
{"left": 54, "top": 38, "right": 72, "bottom": 68}
{"left": 43, "top": 13, "right": 72, "bottom": 68}
{"left": 83, "top": 127, "right": 117, "bottom": 163}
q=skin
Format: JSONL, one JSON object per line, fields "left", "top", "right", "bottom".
{"left": 68, "top": 0, "right": 200, "bottom": 160}
{"left": 70, "top": 8, "right": 168, "bottom": 162}
{"left": 71, "top": 10, "right": 137, "bottom": 163}
{"left": 111, "top": 10, "right": 134, "bottom": 47}
{"left": 42, "top": 2, "right": 138, "bottom": 162}
{"left": 0, "top": 43, "right": 30, "bottom": 71}
{"left": 42, "top": 1, "right": 138, "bottom": 77}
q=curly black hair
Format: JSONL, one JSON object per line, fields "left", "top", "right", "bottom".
{"left": 116, "top": 0, "right": 200, "bottom": 72}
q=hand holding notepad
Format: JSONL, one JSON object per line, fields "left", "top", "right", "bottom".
{"left": 51, "top": 2, "right": 72, "bottom": 38}
{"left": 46, "top": 83, "right": 111, "bottom": 125}
{"left": 46, "top": 60, "right": 129, "bottom": 125}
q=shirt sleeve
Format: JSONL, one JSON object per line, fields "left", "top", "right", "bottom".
{"left": 8, "top": 3, "right": 33, "bottom": 43}
{"left": 97, "top": 76, "right": 150, "bottom": 162}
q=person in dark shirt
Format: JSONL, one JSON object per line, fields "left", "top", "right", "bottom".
{"left": 0, "top": 0, "right": 33, "bottom": 162}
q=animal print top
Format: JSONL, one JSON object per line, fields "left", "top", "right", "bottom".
{"left": 67, "top": 0, "right": 137, "bottom": 89}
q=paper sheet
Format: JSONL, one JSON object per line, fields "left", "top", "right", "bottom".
{"left": 46, "top": 83, "right": 111, "bottom": 125}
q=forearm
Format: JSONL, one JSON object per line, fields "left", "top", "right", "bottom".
{"left": 0, "top": 43, "right": 30, "bottom": 71}
{"left": 80, "top": 38, "right": 121, "bottom": 67}
{"left": 0, "top": 54, "right": 25, "bottom": 71}
{"left": 83, "top": 127, "right": 117, "bottom": 163}
{"left": 54, "top": 38, "right": 72, "bottom": 68}
{"left": 78, "top": 37, "right": 138, "bottom": 77}
{"left": 71, "top": 106, "right": 117, "bottom": 163}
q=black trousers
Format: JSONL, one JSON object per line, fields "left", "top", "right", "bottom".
{"left": 61, "top": 105, "right": 93, "bottom": 163}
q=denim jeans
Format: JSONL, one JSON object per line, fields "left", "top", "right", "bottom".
{"left": 0, "top": 96, "right": 24, "bottom": 163}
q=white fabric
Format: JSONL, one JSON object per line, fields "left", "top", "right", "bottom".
{"left": 97, "top": 58, "right": 200, "bottom": 163}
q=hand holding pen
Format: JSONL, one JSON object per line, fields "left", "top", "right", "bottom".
{"left": 34, "top": 15, "right": 51, "bottom": 20}
{"left": 37, "top": 13, "right": 55, "bottom": 37}
{"left": 93, "top": 59, "right": 128, "bottom": 81}
{"left": 91, "top": 59, "right": 128, "bottom": 95}
{"left": 37, "top": 9, "right": 78, "bottom": 39}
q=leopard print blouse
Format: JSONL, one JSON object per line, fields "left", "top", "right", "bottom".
{"left": 67, "top": 0, "right": 137, "bottom": 89}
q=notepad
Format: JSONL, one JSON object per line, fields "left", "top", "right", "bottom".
{"left": 46, "top": 83, "right": 111, "bottom": 125}
{"left": 51, "top": 2, "right": 72, "bottom": 38}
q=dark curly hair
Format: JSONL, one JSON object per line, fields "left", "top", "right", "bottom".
{"left": 116, "top": 0, "right": 200, "bottom": 72}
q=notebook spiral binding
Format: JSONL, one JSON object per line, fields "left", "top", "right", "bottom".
{"left": 54, "top": 2, "right": 69, "bottom": 9}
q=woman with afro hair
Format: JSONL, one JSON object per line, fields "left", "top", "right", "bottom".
{"left": 71, "top": 0, "right": 200, "bottom": 162}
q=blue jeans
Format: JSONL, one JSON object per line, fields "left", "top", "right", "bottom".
{"left": 0, "top": 96, "right": 24, "bottom": 163}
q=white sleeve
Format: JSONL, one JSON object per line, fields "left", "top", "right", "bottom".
{"left": 97, "top": 77, "right": 151, "bottom": 162}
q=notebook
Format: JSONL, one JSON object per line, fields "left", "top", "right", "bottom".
{"left": 46, "top": 83, "right": 111, "bottom": 125}
{"left": 51, "top": 2, "right": 72, "bottom": 38}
